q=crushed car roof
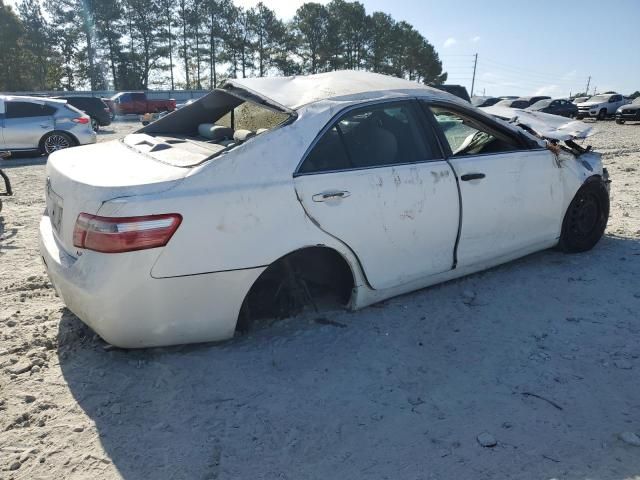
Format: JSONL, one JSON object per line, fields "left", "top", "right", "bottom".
{"left": 224, "top": 70, "right": 448, "bottom": 110}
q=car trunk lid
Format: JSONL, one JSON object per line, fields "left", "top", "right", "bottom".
{"left": 45, "top": 140, "right": 190, "bottom": 255}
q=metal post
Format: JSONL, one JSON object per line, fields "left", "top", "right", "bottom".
{"left": 470, "top": 53, "right": 478, "bottom": 97}
{"left": 585, "top": 76, "right": 591, "bottom": 95}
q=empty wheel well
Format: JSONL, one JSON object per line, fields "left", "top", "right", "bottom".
{"left": 237, "top": 246, "right": 355, "bottom": 332}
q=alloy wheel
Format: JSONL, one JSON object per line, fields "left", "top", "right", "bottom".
{"left": 44, "top": 134, "right": 71, "bottom": 154}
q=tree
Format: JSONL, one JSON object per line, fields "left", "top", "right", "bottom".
{"left": 3, "top": 0, "right": 448, "bottom": 91}
{"left": 291, "top": 3, "right": 331, "bottom": 74}
{"left": 176, "top": 0, "right": 191, "bottom": 88}
{"left": 0, "top": 1, "right": 27, "bottom": 91}
{"left": 327, "top": 0, "right": 367, "bottom": 70}
{"left": 125, "top": 0, "right": 167, "bottom": 89}
{"left": 94, "top": 0, "right": 125, "bottom": 89}
{"left": 248, "top": 3, "right": 286, "bottom": 77}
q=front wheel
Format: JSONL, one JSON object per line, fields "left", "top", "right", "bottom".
{"left": 40, "top": 132, "right": 75, "bottom": 155}
{"left": 558, "top": 180, "right": 609, "bottom": 253}
{"left": 616, "top": 119, "right": 625, "bottom": 125}
{"left": 597, "top": 109, "right": 607, "bottom": 120}
{"left": 91, "top": 117, "right": 99, "bottom": 132}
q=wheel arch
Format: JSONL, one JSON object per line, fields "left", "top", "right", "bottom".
{"left": 236, "top": 244, "right": 358, "bottom": 332}
{"left": 38, "top": 130, "right": 79, "bottom": 152}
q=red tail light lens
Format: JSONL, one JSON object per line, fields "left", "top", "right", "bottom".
{"left": 73, "top": 213, "right": 182, "bottom": 253}
{"left": 72, "top": 117, "right": 90, "bottom": 124}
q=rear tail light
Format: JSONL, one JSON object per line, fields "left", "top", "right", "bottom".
{"left": 72, "top": 117, "right": 90, "bottom": 124}
{"left": 73, "top": 213, "right": 182, "bottom": 253}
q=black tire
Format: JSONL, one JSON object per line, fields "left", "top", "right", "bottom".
{"left": 576, "top": 115, "right": 584, "bottom": 120}
{"left": 616, "top": 119, "right": 625, "bottom": 125}
{"left": 558, "top": 180, "right": 609, "bottom": 253}
{"left": 91, "top": 117, "right": 100, "bottom": 132}
{"left": 39, "top": 132, "right": 75, "bottom": 155}
{"left": 597, "top": 109, "right": 607, "bottom": 120}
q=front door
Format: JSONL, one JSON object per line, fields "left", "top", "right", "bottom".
{"left": 294, "top": 100, "right": 460, "bottom": 290}
{"left": 3, "top": 101, "right": 55, "bottom": 150}
{"left": 426, "top": 103, "right": 564, "bottom": 268}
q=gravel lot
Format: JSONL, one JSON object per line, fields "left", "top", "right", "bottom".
{"left": 1, "top": 119, "right": 639, "bottom": 479}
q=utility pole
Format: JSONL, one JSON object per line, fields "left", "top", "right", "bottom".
{"left": 585, "top": 76, "right": 591, "bottom": 95}
{"left": 470, "top": 53, "right": 478, "bottom": 97}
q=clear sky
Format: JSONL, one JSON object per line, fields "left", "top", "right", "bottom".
{"left": 236, "top": 0, "right": 640, "bottom": 97}
{"left": 7, "top": 0, "right": 639, "bottom": 96}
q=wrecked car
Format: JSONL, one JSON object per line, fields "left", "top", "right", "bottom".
{"left": 39, "top": 71, "right": 610, "bottom": 348}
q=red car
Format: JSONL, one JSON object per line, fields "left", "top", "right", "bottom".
{"left": 108, "top": 92, "right": 176, "bottom": 116}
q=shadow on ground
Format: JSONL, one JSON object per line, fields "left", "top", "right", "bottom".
{"left": 58, "top": 234, "right": 640, "bottom": 479}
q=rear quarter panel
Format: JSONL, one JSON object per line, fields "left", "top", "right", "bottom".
{"left": 97, "top": 103, "right": 363, "bottom": 279}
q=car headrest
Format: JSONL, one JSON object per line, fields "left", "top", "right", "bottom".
{"left": 369, "top": 127, "right": 397, "bottom": 166}
{"left": 233, "top": 129, "right": 255, "bottom": 143}
{"left": 198, "top": 124, "right": 234, "bottom": 142}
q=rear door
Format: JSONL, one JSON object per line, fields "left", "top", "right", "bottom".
{"left": 294, "top": 100, "right": 460, "bottom": 290}
{"left": 3, "top": 101, "right": 56, "bottom": 150}
{"left": 425, "top": 103, "right": 563, "bottom": 268}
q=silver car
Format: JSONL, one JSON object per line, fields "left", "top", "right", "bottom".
{"left": 0, "top": 95, "right": 96, "bottom": 154}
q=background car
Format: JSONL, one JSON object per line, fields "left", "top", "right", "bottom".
{"left": 109, "top": 92, "right": 176, "bottom": 115}
{"left": 615, "top": 97, "right": 640, "bottom": 124}
{"left": 0, "top": 95, "right": 96, "bottom": 154}
{"left": 576, "top": 93, "right": 629, "bottom": 120}
{"left": 494, "top": 98, "right": 531, "bottom": 109}
{"left": 434, "top": 84, "right": 471, "bottom": 102}
{"left": 527, "top": 98, "right": 578, "bottom": 117}
{"left": 516, "top": 95, "right": 552, "bottom": 107}
{"left": 471, "top": 96, "right": 501, "bottom": 107}
{"left": 55, "top": 96, "right": 112, "bottom": 131}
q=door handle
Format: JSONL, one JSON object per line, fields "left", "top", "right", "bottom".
{"left": 460, "top": 173, "right": 485, "bottom": 181}
{"left": 312, "top": 190, "right": 351, "bottom": 202}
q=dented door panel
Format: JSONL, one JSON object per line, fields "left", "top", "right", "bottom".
{"left": 449, "top": 149, "right": 563, "bottom": 267}
{"left": 294, "top": 161, "right": 460, "bottom": 290}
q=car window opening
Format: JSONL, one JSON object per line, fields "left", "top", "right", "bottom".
{"left": 127, "top": 89, "right": 292, "bottom": 167}
{"left": 429, "top": 106, "right": 525, "bottom": 157}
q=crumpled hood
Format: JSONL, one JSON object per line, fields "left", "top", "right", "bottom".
{"left": 482, "top": 106, "right": 593, "bottom": 141}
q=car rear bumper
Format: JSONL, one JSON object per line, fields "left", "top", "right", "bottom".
{"left": 39, "top": 215, "right": 264, "bottom": 348}
{"left": 70, "top": 126, "right": 97, "bottom": 146}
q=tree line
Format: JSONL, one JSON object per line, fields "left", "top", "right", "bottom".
{"left": 0, "top": 0, "right": 447, "bottom": 92}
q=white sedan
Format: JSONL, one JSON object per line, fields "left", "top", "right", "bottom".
{"left": 39, "top": 71, "right": 610, "bottom": 348}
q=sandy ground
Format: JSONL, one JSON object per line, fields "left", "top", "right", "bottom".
{"left": 1, "top": 119, "right": 639, "bottom": 480}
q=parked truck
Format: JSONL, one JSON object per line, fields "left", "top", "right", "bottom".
{"left": 108, "top": 92, "right": 176, "bottom": 116}
{"left": 576, "top": 93, "right": 629, "bottom": 120}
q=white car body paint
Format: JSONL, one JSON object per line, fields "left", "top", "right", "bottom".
{"left": 481, "top": 106, "right": 594, "bottom": 140}
{"left": 39, "top": 71, "right": 606, "bottom": 348}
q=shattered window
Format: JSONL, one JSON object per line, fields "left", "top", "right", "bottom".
{"left": 217, "top": 102, "right": 289, "bottom": 131}
{"left": 429, "top": 105, "right": 524, "bottom": 157}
